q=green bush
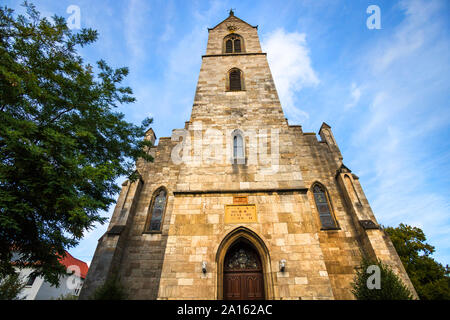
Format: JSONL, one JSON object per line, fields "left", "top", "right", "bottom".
{"left": 91, "top": 274, "right": 127, "bottom": 300}
{"left": 351, "top": 257, "right": 414, "bottom": 300}
{"left": 54, "top": 293, "right": 79, "bottom": 300}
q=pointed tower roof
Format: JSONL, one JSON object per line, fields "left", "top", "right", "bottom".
{"left": 208, "top": 10, "right": 258, "bottom": 31}
{"left": 319, "top": 122, "right": 331, "bottom": 133}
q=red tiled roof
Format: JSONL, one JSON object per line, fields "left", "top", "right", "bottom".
{"left": 11, "top": 249, "right": 89, "bottom": 279}
{"left": 59, "top": 251, "right": 89, "bottom": 279}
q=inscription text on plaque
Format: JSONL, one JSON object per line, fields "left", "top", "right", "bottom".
{"left": 225, "top": 204, "right": 257, "bottom": 224}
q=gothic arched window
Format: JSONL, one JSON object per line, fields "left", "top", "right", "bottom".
{"left": 312, "top": 184, "right": 338, "bottom": 229}
{"left": 145, "top": 188, "right": 167, "bottom": 232}
{"left": 229, "top": 68, "right": 242, "bottom": 91}
{"left": 223, "top": 34, "right": 244, "bottom": 53}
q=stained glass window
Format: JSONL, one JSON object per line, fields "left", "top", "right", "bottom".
{"left": 148, "top": 189, "right": 167, "bottom": 232}
{"left": 224, "top": 242, "right": 261, "bottom": 271}
{"left": 313, "top": 184, "right": 337, "bottom": 229}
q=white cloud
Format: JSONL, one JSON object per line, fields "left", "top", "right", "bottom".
{"left": 345, "top": 82, "right": 361, "bottom": 110}
{"left": 262, "top": 29, "right": 319, "bottom": 124}
{"left": 372, "top": 0, "right": 443, "bottom": 73}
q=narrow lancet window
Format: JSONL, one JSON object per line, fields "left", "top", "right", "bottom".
{"left": 234, "top": 39, "right": 241, "bottom": 52}
{"left": 226, "top": 39, "right": 233, "bottom": 53}
{"left": 233, "top": 134, "right": 244, "bottom": 161}
{"left": 313, "top": 184, "right": 338, "bottom": 229}
{"left": 147, "top": 189, "right": 167, "bottom": 232}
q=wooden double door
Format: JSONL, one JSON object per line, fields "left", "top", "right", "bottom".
{"left": 223, "top": 241, "right": 265, "bottom": 300}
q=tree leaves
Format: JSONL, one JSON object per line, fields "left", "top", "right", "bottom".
{"left": 384, "top": 224, "right": 450, "bottom": 300}
{"left": 0, "top": 2, "right": 153, "bottom": 285}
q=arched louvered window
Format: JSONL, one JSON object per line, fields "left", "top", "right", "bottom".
{"left": 223, "top": 34, "right": 244, "bottom": 53}
{"left": 226, "top": 39, "right": 233, "bottom": 53}
{"left": 234, "top": 39, "right": 241, "bottom": 53}
{"left": 146, "top": 188, "right": 167, "bottom": 232}
{"left": 229, "top": 69, "right": 242, "bottom": 91}
{"left": 313, "top": 184, "right": 338, "bottom": 229}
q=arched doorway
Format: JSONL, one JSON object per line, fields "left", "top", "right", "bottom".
{"left": 216, "top": 227, "right": 273, "bottom": 300}
{"left": 223, "top": 239, "right": 265, "bottom": 300}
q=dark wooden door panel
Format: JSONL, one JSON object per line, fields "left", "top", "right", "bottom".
{"left": 224, "top": 274, "right": 241, "bottom": 300}
{"left": 244, "top": 273, "right": 264, "bottom": 300}
{"left": 224, "top": 272, "right": 264, "bottom": 300}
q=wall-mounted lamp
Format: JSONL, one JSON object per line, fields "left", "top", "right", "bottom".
{"left": 279, "top": 259, "right": 286, "bottom": 272}
{"left": 202, "top": 261, "right": 207, "bottom": 274}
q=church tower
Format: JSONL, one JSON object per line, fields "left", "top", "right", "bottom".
{"left": 80, "top": 11, "right": 417, "bottom": 300}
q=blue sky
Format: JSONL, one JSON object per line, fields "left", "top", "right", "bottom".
{"left": 5, "top": 0, "right": 450, "bottom": 266}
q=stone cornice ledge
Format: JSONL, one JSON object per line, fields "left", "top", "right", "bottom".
{"left": 173, "top": 187, "right": 308, "bottom": 196}
{"left": 202, "top": 52, "right": 267, "bottom": 58}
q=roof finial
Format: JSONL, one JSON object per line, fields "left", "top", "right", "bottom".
{"left": 229, "top": 8, "right": 235, "bottom": 16}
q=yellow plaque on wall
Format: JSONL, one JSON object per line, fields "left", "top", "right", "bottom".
{"left": 225, "top": 204, "right": 257, "bottom": 224}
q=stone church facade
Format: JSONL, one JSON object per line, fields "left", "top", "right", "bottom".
{"left": 80, "top": 12, "right": 417, "bottom": 300}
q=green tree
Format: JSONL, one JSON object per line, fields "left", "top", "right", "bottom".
{"left": 0, "top": 2, "right": 153, "bottom": 285}
{"left": 384, "top": 223, "right": 450, "bottom": 300}
{"left": 0, "top": 273, "right": 26, "bottom": 300}
{"left": 351, "top": 257, "right": 413, "bottom": 300}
